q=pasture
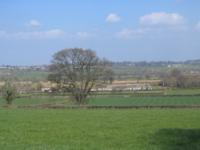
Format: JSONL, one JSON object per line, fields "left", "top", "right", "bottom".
{"left": 89, "top": 95, "right": 200, "bottom": 106}
{"left": 0, "top": 109, "right": 199, "bottom": 150}
{"left": 1, "top": 91, "right": 200, "bottom": 107}
{"left": 0, "top": 95, "right": 71, "bottom": 106}
{"left": 0, "top": 68, "right": 48, "bottom": 81}
{"left": 0, "top": 88, "right": 199, "bottom": 149}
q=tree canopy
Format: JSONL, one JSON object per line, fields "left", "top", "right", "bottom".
{"left": 48, "top": 48, "right": 113, "bottom": 104}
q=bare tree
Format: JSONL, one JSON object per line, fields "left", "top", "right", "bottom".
{"left": 48, "top": 48, "right": 113, "bottom": 104}
{"left": 161, "top": 68, "right": 186, "bottom": 88}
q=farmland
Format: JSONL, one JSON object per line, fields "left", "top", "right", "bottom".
{"left": 0, "top": 70, "right": 199, "bottom": 150}
{"left": 0, "top": 109, "right": 199, "bottom": 150}
{"left": 1, "top": 59, "right": 200, "bottom": 81}
{"left": 0, "top": 95, "right": 71, "bottom": 106}
{"left": 0, "top": 61, "right": 200, "bottom": 150}
{"left": 0, "top": 68, "right": 49, "bottom": 81}
{"left": 89, "top": 95, "right": 200, "bottom": 106}
{"left": 0, "top": 87, "right": 199, "bottom": 107}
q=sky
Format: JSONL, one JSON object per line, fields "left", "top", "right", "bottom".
{"left": 0, "top": 0, "right": 200, "bottom": 65}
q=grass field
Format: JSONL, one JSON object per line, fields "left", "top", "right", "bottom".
{"left": 0, "top": 68, "right": 49, "bottom": 81}
{"left": 89, "top": 95, "right": 200, "bottom": 106}
{"left": 166, "top": 88, "right": 200, "bottom": 95}
{"left": 0, "top": 109, "right": 199, "bottom": 150}
{"left": 0, "top": 96, "right": 71, "bottom": 106}
{"left": 0, "top": 94, "right": 200, "bottom": 107}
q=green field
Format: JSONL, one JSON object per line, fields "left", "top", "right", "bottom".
{"left": 166, "top": 88, "right": 200, "bottom": 95}
{"left": 89, "top": 95, "right": 200, "bottom": 106}
{"left": 0, "top": 68, "right": 49, "bottom": 81}
{"left": 0, "top": 109, "right": 199, "bottom": 150}
{"left": 1, "top": 94, "right": 200, "bottom": 107}
{"left": 0, "top": 96, "right": 71, "bottom": 106}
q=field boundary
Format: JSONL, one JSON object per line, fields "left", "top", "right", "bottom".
{"left": 16, "top": 104, "right": 200, "bottom": 109}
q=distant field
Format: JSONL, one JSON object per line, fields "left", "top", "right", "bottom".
{"left": 0, "top": 68, "right": 49, "bottom": 81}
{"left": 0, "top": 109, "right": 199, "bottom": 150}
{"left": 0, "top": 96, "right": 71, "bottom": 106}
{"left": 89, "top": 95, "right": 200, "bottom": 106}
{"left": 166, "top": 88, "right": 200, "bottom": 95}
{"left": 0, "top": 87, "right": 199, "bottom": 107}
{"left": 112, "top": 64, "right": 200, "bottom": 79}
{"left": 1, "top": 62, "right": 200, "bottom": 81}
{"left": 0, "top": 94, "right": 200, "bottom": 107}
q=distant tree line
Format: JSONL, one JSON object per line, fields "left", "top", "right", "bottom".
{"left": 161, "top": 69, "right": 200, "bottom": 88}
{"left": 112, "top": 59, "right": 200, "bottom": 67}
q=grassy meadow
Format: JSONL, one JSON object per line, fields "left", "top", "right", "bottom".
{"left": 0, "top": 96, "right": 71, "bottom": 106}
{"left": 89, "top": 95, "right": 200, "bottom": 106}
{"left": 0, "top": 88, "right": 200, "bottom": 107}
{"left": 0, "top": 88, "right": 199, "bottom": 150}
{"left": 0, "top": 95, "right": 200, "bottom": 107}
{"left": 0, "top": 109, "right": 199, "bottom": 150}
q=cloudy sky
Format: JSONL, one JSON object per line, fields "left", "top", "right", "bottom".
{"left": 0, "top": 0, "right": 200, "bottom": 65}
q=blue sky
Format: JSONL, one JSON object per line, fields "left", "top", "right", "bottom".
{"left": 0, "top": 0, "right": 200, "bottom": 65}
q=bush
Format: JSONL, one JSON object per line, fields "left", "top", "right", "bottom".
{"left": 2, "top": 81, "right": 17, "bottom": 105}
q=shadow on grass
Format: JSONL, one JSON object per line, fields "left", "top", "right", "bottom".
{"left": 151, "top": 129, "right": 200, "bottom": 150}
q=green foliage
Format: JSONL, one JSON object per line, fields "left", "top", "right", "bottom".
{"left": 0, "top": 109, "right": 199, "bottom": 149}
{"left": 1, "top": 81, "right": 17, "bottom": 104}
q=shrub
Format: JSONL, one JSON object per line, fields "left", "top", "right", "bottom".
{"left": 2, "top": 81, "right": 17, "bottom": 105}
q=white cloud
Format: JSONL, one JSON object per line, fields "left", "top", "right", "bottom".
{"left": 0, "top": 29, "right": 97, "bottom": 40}
{"left": 106, "top": 13, "right": 121, "bottom": 23}
{"left": 116, "top": 28, "right": 150, "bottom": 39}
{"left": 0, "top": 29, "right": 65, "bottom": 39}
{"left": 140, "top": 12, "right": 185, "bottom": 26}
{"left": 27, "top": 19, "right": 41, "bottom": 28}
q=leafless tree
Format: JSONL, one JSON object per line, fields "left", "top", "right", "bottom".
{"left": 161, "top": 68, "right": 186, "bottom": 88}
{"left": 48, "top": 48, "right": 113, "bottom": 104}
